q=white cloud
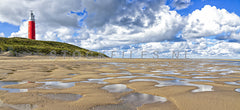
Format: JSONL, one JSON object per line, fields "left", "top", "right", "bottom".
{"left": 1, "top": 0, "right": 183, "bottom": 50}
{"left": 229, "top": 32, "right": 240, "bottom": 41}
{"left": 182, "top": 5, "right": 240, "bottom": 39}
{"left": 10, "top": 21, "right": 28, "bottom": 38}
{"left": 102, "top": 38, "right": 240, "bottom": 59}
{"left": 78, "top": 5, "right": 185, "bottom": 50}
{"left": 0, "top": 32, "right": 4, "bottom": 37}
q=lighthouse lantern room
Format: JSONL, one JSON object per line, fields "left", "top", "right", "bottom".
{"left": 28, "top": 11, "right": 36, "bottom": 40}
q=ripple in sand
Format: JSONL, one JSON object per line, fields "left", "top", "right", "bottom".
{"left": 62, "top": 78, "right": 72, "bottom": 80}
{"left": 0, "top": 81, "right": 28, "bottom": 93}
{"left": 102, "top": 84, "right": 132, "bottom": 93}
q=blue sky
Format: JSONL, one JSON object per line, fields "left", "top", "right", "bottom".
{"left": 167, "top": 0, "right": 240, "bottom": 16}
{"left": 0, "top": 0, "right": 240, "bottom": 58}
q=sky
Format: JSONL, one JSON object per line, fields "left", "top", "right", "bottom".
{"left": 0, "top": 0, "right": 240, "bottom": 58}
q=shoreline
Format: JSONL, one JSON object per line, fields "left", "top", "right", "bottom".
{"left": 0, "top": 56, "right": 240, "bottom": 110}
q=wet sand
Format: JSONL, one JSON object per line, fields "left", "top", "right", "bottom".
{"left": 0, "top": 56, "right": 240, "bottom": 110}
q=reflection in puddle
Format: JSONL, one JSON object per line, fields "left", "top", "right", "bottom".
{"left": 210, "top": 69, "right": 231, "bottom": 72}
{"left": 191, "top": 74, "right": 202, "bottom": 76}
{"left": 151, "top": 71, "right": 180, "bottom": 75}
{"left": 81, "top": 78, "right": 112, "bottom": 84}
{"left": 151, "top": 70, "right": 162, "bottom": 73}
{"left": 107, "top": 62, "right": 127, "bottom": 66}
{"left": 37, "top": 81, "right": 75, "bottom": 89}
{"left": 0, "top": 81, "right": 28, "bottom": 93}
{"left": 159, "top": 71, "right": 180, "bottom": 75}
{"left": 91, "top": 93, "right": 166, "bottom": 110}
{"left": 121, "top": 93, "right": 167, "bottom": 106}
{"left": 224, "top": 82, "right": 240, "bottom": 86}
{"left": 81, "top": 76, "right": 137, "bottom": 84}
{"left": 40, "top": 93, "right": 82, "bottom": 101}
{"left": 192, "top": 76, "right": 218, "bottom": 79}
{"left": 100, "top": 72, "right": 132, "bottom": 75}
{"left": 219, "top": 70, "right": 236, "bottom": 75}
{"left": 102, "top": 84, "right": 132, "bottom": 93}
{"left": 235, "top": 88, "right": 240, "bottom": 93}
{"left": 129, "top": 79, "right": 213, "bottom": 92}
{"left": 0, "top": 100, "right": 36, "bottom": 110}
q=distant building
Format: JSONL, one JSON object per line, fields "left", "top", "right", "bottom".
{"left": 28, "top": 11, "right": 35, "bottom": 40}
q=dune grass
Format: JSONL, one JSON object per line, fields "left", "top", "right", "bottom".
{"left": 0, "top": 37, "right": 107, "bottom": 57}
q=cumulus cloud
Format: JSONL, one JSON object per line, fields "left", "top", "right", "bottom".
{"left": 1, "top": 0, "right": 184, "bottom": 49}
{"left": 79, "top": 5, "right": 185, "bottom": 49}
{"left": 102, "top": 38, "right": 240, "bottom": 59}
{"left": 0, "top": 32, "right": 4, "bottom": 37}
{"left": 182, "top": 5, "right": 240, "bottom": 39}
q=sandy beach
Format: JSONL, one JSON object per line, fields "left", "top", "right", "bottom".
{"left": 0, "top": 56, "right": 240, "bottom": 110}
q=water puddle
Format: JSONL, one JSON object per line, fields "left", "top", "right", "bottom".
{"left": 224, "top": 82, "right": 240, "bottom": 86}
{"left": 210, "top": 69, "right": 231, "bottom": 72}
{"left": 235, "top": 88, "right": 240, "bottom": 93}
{"left": 100, "top": 72, "right": 132, "bottom": 76}
{"left": 129, "top": 79, "right": 213, "bottom": 92}
{"left": 191, "top": 74, "right": 202, "bottom": 76}
{"left": 0, "top": 81, "right": 28, "bottom": 93}
{"left": 151, "top": 70, "right": 162, "bottom": 73}
{"left": 0, "top": 100, "right": 36, "bottom": 110}
{"left": 121, "top": 93, "right": 167, "bottom": 106}
{"left": 40, "top": 93, "right": 82, "bottom": 101}
{"left": 192, "top": 76, "right": 218, "bottom": 79}
{"left": 91, "top": 93, "right": 166, "bottom": 110}
{"left": 37, "top": 81, "right": 75, "bottom": 89}
{"left": 107, "top": 62, "right": 127, "bottom": 66}
{"left": 81, "top": 78, "right": 113, "bottom": 84}
{"left": 159, "top": 71, "right": 180, "bottom": 75}
{"left": 68, "top": 73, "right": 77, "bottom": 76}
{"left": 102, "top": 84, "right": 132, "bottom": 93}
{"left": 219, "top": 70, "right": 237, "bottom": 75}
{"left": 81, "top": 76, "right": 138, "bottom": 84}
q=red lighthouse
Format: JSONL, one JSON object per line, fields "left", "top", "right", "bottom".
{"left": 28, "top": 11, "right": 35, "bottom": 40}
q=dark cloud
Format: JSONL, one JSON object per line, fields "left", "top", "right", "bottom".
{"left": 171, "top": 0, "right": 191, "bottom": 10}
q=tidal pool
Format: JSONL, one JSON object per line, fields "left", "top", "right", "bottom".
{"left": 37, "top": 81, "right": 76, "bottom": 89}
{"left": 192, "top": 76, "right": 218, "bottom": 79}
{"left": 224, "top": 82, "right": 240, "bottom": 86}
{"left": 0, "top": 81, "right": 28, "bottom": 93}
{"left": 121, "top": 93, "right": 167, "bottom": 106}
{"left": 91, "top": 93, "right": 167, "bottom": 110}
{"left": 102, "top": 84, "right": 132, "bottom": 93}
{"left": 235, "top": 88, "right": 240, "bottom": 93}
{"left": 129, "top": 79, "right": 213, "bottom": 92}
